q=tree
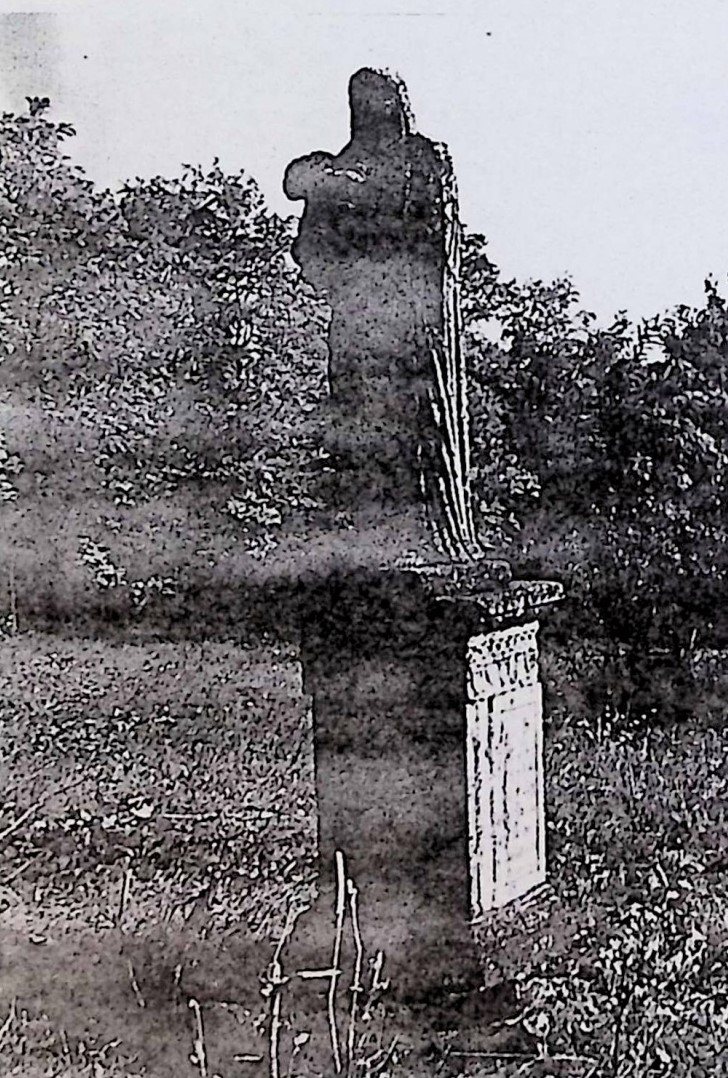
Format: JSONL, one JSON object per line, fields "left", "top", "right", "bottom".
{"left": 463, "top": 240, "right": 728, "bottom": 718}
{"left": 0, "top": 102, "right": 329, "bottom": 633}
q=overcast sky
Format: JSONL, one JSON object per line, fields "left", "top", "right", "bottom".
{"left": 0, "top": 0, "right": 727, "bottom": 323}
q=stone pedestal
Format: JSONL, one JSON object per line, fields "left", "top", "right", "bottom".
{"left": 283, "top": 67, "right": 565, "bottom": 1015}
{"left": 466, "top": 622, "right": 546, "bottom": 915}
{"left": 296, "top": 567, "right": 561, "bottom": 1005}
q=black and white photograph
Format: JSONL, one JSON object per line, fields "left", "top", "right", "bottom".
{"left": 0, "top": 1, "right": 726, "bottom": 1075}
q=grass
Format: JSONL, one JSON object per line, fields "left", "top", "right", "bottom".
{"left": 0, "top": 633, "right": 316, "bottom": 1077}
{"left": 0, "top": 635, "right": 315, "bottom": 933}
{"left": 0, "top": 632, "right": 727, "bottom": 1075}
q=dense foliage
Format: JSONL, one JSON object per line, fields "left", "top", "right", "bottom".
{"left": 462, "top": 234, "right": 728, "bottom": 714}
{"left": 2, "top": 100, "right": 727, "bottom": 709}
{"left": 0, "top": 102, "right": 328, "bottom": 631}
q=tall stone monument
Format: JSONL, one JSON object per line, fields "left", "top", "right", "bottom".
{"left": 285, "top": 69, "right": 562, "bottom": 1006}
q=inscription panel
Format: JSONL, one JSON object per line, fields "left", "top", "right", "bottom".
{"left": 466, "top": 622, "right": 545, "bottom": 917}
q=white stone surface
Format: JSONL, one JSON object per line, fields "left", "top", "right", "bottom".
{"left": 466, "top": 621, "right": 546, "bottom": 917}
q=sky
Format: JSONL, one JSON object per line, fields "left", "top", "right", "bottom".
{"left": 0, "top": 0, "right": 727, "bottom": 323}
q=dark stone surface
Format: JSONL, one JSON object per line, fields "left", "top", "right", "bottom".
{"left": 284, "top": 68, "right": 449, "bottom": 541}
{"left": 293, "top": 567, "right": 562, "bottom": 1004}
{"left": 297, "top": 570, "right": 480, "bottom": 1002}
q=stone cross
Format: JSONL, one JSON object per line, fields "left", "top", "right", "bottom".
{"left": 285, "top": 68, "right": 563, "bottom": 1009}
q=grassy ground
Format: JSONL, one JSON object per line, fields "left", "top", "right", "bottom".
{"left": 0, "top": 633, "right": 727, "bottom": 1076}
{"left": 0, "top": 634, "right": 316, "bottom": 1077}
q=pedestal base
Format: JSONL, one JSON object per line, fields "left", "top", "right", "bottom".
{"left": 298, "top": 567, "right": 560, "bottom": 1004}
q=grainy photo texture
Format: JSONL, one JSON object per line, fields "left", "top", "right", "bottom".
{"left": 1, "top": 3, "right": 727, "bottom": 1077}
